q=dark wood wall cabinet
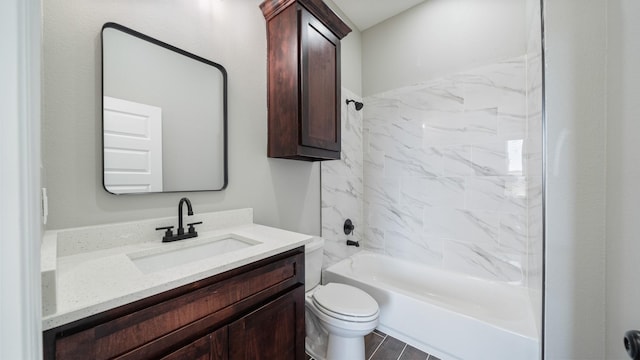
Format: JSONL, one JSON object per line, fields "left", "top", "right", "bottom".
{"left": 260, "top": 0, "right": 352, "bottom": 161}
{"left": 43, "top": 248, "right": 305, "bottom": 360}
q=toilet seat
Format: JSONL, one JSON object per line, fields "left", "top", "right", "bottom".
{"left": 312, "top": 283, "right": 379, "bottom": 322}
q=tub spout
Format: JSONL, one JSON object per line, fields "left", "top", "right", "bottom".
{"left": 346, "top": 240, "right": 360, "bottom": 247}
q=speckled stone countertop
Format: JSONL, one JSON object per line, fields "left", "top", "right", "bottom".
{"left": 41, "top": 208, "right": 312, "bottom": 331}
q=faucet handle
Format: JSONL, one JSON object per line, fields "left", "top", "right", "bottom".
{"left": 155, "top": 226, "right": 174, "bottom": 239}
{"left": 187, "top": 221, "right": 202, "bottom": 234}
{"left": 344, "top": 219, "right": 355, "bottom": 235}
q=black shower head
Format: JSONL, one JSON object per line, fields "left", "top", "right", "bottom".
{"left": 346, "top": 99, "right": 364, "bottom": 111}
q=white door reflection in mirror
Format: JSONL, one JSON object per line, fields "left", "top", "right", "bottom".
{"left": 103, "top": 96, "right": 163, "bottom": 194}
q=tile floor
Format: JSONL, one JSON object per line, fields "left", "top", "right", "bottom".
{"left": 306, "top": 329, "right": 441, "bottom": 360}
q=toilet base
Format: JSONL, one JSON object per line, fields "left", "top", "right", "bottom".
{"left": 305, "top": 313, "right": 328, "bottom": 360}
{"left": 326, "top": 334, "right": 365, "bottom": 360}
{"left": 305, "top": 283, "right": 379, "bottom": 360}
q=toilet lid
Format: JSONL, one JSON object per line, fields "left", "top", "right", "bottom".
{"left": 312, "top": 283, "right": 379, "bottom": 319}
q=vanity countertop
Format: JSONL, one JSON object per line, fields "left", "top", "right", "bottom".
{"left": 41, "top": 208, "right": 312, "bottom": 330}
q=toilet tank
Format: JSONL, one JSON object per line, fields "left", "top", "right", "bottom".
{"left": 304, "top": 236, "right": 324, "bottom": 290}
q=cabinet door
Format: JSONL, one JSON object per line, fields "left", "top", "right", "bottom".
{"left": 228, "top": 287, "right": 305, "bottom": 359}
{"left": 300, "top": 8, "right": 341, "bottom": 153}
{"left": 159, "top": 327, "right": 228, "bottom": 360}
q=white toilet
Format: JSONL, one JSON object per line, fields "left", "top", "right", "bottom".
{"left": 305, "top": 237, "right": 379, "bottom": 360}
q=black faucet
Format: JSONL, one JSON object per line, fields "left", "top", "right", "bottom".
{"left": 155, "top": 197, "right": 202, "bottom": 242}
{"left": 177, "top": 197, "right": 193, "bottom": 236}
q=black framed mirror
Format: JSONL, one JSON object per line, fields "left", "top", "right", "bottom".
{"left": 101, "top": 22, "right": 227, "bottom": 194}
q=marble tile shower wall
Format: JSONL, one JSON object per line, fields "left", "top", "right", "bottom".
{"left": 363, "top": 57, "right": 534, "bottom": 283}
{"left": 321, "top": 88, "right": 364, "bottom": 268}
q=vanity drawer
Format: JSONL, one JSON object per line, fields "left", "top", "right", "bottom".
{"left": 45, "top": 248, "right": 304, "bottom": 360}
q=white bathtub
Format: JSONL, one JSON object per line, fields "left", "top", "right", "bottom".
{"left": 323, "top": 251, "right": 539, "bottom": 360}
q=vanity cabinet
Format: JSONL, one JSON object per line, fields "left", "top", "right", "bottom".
{"left": 229, "top": 287, "right": 304, "bottom": 358}
{"left": 260, "top": 0, "right": 351, "bottom": 161}
{"left": 43, "top": 248, "right": 305, "bottom": 360}
{"left": 159, "top": 328, "right": 227, "bottom": 360}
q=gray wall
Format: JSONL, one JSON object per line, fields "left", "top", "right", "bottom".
{"left": 42, "top": 0, "right": 360, "bottom": 232}
{"left": 324, "top": 0, "right": 362, "bottom": 97}
{"left": 361, "top": 0, "right": 526, "bottom": 97}
{"left": 544, "top": 0, "right": 608, "bottom": 358}
{"left": 606, "top": 0, "right": 640, "bottom": 358}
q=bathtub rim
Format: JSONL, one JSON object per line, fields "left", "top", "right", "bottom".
{"left": 322, "top": 250, "right": 540, "bottom": 360}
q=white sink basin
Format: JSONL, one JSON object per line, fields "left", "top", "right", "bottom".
{"left": 128, "top": 235, "right": 261, "bottom": 274}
